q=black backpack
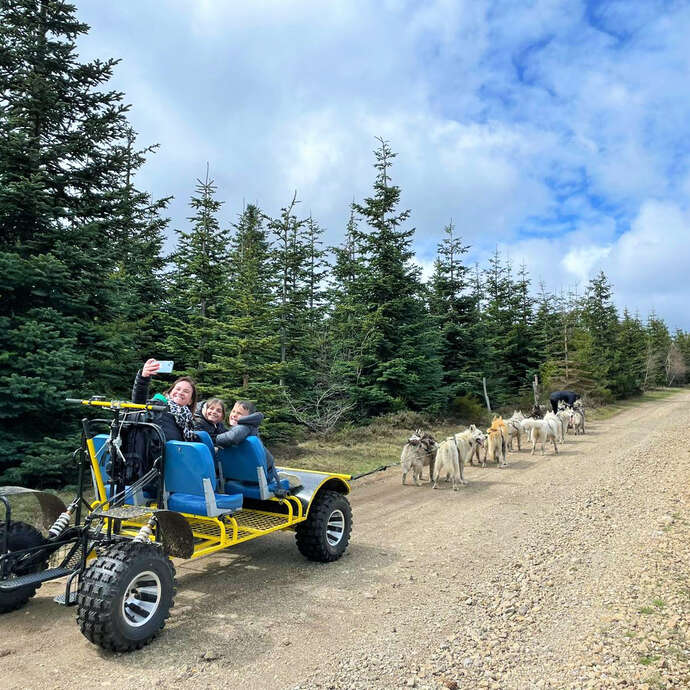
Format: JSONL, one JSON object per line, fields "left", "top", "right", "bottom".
{"left": 115, "top": 411, "right": 164, "bottom": 485}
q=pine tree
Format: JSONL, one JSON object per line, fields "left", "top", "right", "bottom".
{"left": 0, "top": 0, "right": 156, "bottom": 485}
{"left": 203, "top": 203, "right": 288, "bottom": 440}
{"left": 613, "top": 309, "right": 646, "bottom": 396}
{"left": 350, "top": 137, "right": 443, "bottom": 413}
{"left": 164, "top": 166, "right": 231, "bottom": 382}
{"left": 428, "top": 220, "right": 482, "bottom": 404}
{"left": 93, "top": 127, "right": 170, "bottom": 392}
{"left": 580, "top": 271, "right": 619, "bottom": 399}
{"left": 643, "top": 312, "right": 672, "bottom": 389}
{"left": 480, "top": 248, "right": 515, "bottom": 405}
{"left": 266, "top": 192, "right": 311, "bottom": 390}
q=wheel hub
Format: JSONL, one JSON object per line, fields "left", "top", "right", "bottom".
{"left": 326, "top": 509, "right": 345, "bottom": 547}
{"left": 121, "top": 570, "right": 161, "bottom": 627}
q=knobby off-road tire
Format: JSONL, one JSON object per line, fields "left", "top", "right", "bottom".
{"left": 0, "top": 521, "right": 48, "bottom": 614}
{"left": 296, "top": 490, "right": 352, "bottom": 562}
{"left": 77, "top": 541, "right": 176, "bottom": 652}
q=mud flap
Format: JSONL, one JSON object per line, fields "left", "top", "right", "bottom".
{"left": 155, "top": 510, "right": 194, "bottom": 559}
{"left": 0, "top": 486, "right": 67, "bottom": 529}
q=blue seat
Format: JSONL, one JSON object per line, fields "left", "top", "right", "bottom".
{"left": 218, "top": 436, "right": 289, "bottom": 500}
{"left": 164, "top": 441, "right": 242, "bottom": 516}
{"left": 194, "top": 429, "right": 215, "bottom": 456}
{"left": 92, "top": 433, "right": 242, "bottom": 516}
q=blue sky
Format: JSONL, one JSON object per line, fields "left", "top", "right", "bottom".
{"left": 75, "top": 0, "right": 690, "bottom": 330}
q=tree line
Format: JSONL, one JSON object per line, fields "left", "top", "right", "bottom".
{"left": 2, "top": 1, "right": 688, "bottom": 487}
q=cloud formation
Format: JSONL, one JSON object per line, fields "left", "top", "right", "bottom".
{"left": 74, "top": 0, "right": 690, "bottom": 329}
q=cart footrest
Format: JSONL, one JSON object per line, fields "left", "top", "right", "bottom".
{"left": 0, "top": 567, "right": 72, "bottom": 591}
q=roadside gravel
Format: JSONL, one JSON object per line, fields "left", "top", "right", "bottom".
{"left": 2, "top": 392, "right": 688, "bottom": 689}
{"left": 294, "top": 394, "right": 690, "bottom": 690}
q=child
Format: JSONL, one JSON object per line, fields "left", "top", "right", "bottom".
{"left": 193, "top": 398, "right": 228, "bottom": 442}
{"left": 216, "top": 401, "right": 279, "bottom": 485}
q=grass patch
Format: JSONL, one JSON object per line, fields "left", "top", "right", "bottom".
{"left": 638, "top": 606, "right": 656, "bottom": 615}
{"left": 653, "top": 599, "right": 666, "bottom": 610}
{"left": 638, "top": 655, "right": 660, "bottom": 666}
{"left": 588, "top": 388, "right": 684, "bottom": 421}
{"left": 274, "top": 419, "right": 462, "bottom": 477}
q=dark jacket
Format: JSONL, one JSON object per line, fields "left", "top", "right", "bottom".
{"left": 131, "top": 370, "right": 188, "bottom": 442}
{"left": 215, "top": 412, "right": 264, "bottom": 447}
{"left": 193, "top": 406, "right": 228, "bottom": 442}
{"left": 215, "top": 412, "right": 276, "bottom": 471}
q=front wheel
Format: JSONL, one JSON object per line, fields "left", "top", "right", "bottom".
{"left": 0, "top": 521, "right": 48, "bottom": 614}
{"left": 296, "top": 490, "right": 352, "bottom": 562}
{"left": 77, "top": 541, "right": 175, "bottom": 652}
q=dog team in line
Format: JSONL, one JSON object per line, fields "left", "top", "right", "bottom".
{"left": 401, "top": 394, "right": 586, "bottom": 491}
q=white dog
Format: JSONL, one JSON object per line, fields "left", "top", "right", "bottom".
{"left": 505, "top": 410, "right": 524, "bottom": 451}
{"left": 569, "top": 408, "right": 585, "bottom": 435}
{"left": 545, "top": 411, "right": 565, "bottom": 443}
{"left": 555, "top": 409, "right": 569, "bottom": 442}
{"left": 520, "top": 418, "right": 559, "bottom": 455}
{"left": 432, "top": 428, "right": 483, "bottom": 490}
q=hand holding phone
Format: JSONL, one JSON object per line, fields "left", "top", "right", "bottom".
{"left": 157, "top": 360, "right": 174, "bottom": 374}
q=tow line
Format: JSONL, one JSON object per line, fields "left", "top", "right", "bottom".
{"left": 349, "top": 463, "right": 400, "bottom": 481}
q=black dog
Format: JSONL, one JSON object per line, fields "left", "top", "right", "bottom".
{"left": 549, "top": 390, "right": 580, "bottom": 414}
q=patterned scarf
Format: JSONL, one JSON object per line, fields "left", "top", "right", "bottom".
{"left": 167, "top": 399, "right": 197, "bottom": 441}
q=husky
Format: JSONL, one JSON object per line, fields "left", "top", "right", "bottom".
{"left": 401, "top": 430, "right": 438, "bottom": 486}
{"left": 485, "top": 416, "right": 509, "bottom": 467}
{"left": 520, "top": 418, "right": 559, "bottom": 455}
{"left": 505, "top": 410, "right": 524, "bottom": 451}
{"left": 432, "top": 428, "right": 483, "bottom": 490}
{"left": 569, "top": 408, "right": 585, "bottom": 435}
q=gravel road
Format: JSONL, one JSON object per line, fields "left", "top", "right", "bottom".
{"left": 2, "top": 391, "right": 689, "bottom": 689}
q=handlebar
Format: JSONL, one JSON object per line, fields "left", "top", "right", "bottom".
{"left": 65, "top": 398, "right": 168, "bottom": 412}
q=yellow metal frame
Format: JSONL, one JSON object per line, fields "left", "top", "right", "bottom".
{"left": 88, "top": 435, "right": 308, "bottom": 560}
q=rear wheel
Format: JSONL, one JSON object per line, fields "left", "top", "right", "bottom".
{"left": 0, "top": 521, "right": 48, "bottom": 614}
{"left": 296, "top": 490, "right": 352, "bottom": 562}
{"left": 77, "top": 541, "right": 175, "bottom": 651}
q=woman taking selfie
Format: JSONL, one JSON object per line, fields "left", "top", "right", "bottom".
{"left": 131, "top": 358, "right": 198, "bottom": 442}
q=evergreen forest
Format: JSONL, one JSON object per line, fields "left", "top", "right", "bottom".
{"left": 2, "top": 1, "right": 689, "bottom": 487}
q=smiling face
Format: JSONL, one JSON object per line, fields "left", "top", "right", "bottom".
{"left": 228, "top": 403, "right": 250, "bottom": 426}
{"left": 168, "top": 380, "right": 194, "bottom": 407}
{"left": 204, "top": 401, "right": 225, "bottom": 423}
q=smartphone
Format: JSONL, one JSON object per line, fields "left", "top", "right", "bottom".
{"left": 157, "top": 360, "right": 174, "bottom": 373}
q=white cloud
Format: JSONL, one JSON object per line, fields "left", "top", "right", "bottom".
{"left": 72, "top": 0, "right": 690, "bottom": 328}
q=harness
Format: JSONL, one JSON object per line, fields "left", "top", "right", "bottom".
{"left": 507, "top": 419, "right": 521, "bottom": 434}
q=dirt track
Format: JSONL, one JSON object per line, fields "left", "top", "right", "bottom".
{"left": 2, "top": 392, "right": 689, "bottom": 689}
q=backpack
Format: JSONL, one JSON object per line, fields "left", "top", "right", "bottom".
{"left": 116, "top": 411, "right": 164, "bottom": 485}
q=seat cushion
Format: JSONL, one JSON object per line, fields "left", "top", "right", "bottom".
{"left": 224, "top": 478, "right": 290, "bottom": 500}
{"left": 167, "top": 491, "right": 242, "bottom": 516}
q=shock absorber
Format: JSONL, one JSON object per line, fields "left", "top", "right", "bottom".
{"left": 47, "top": 499, "right": 78, "bottom": 539}
{"left": 133, "top": 516, "right": 157, "bottom": 544}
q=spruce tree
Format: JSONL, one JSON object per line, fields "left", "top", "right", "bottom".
{"left": 205, "top": 204, "right": 288, "bottom": 440}
{"left": 94, "top": 127, "right": 170, "bottom": 392}
{"left": 643, "top": 312, "right": 672, "bottom": 389}
{"left": 350, "top": 137, "right": 443, "bottom": 414}
{"left": 266, "top": 192, "right": 311, "bottom": 390}
{"left": 481, "top": 248, "right": 516, "bottom": 405}
{"left": 613, "top": 309, "right": 646, "bottom": 396}
{"left": 580, "top": 271, "right": 619, "bottom": 398}
{"left": 0, "top": 0, "right": 156, "bottom": 485}
{"left": 164, "top": 167, "right": 231, "bottom": 382}
{"left": 428, "top": 220, "right": 482, "bottom": 404}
